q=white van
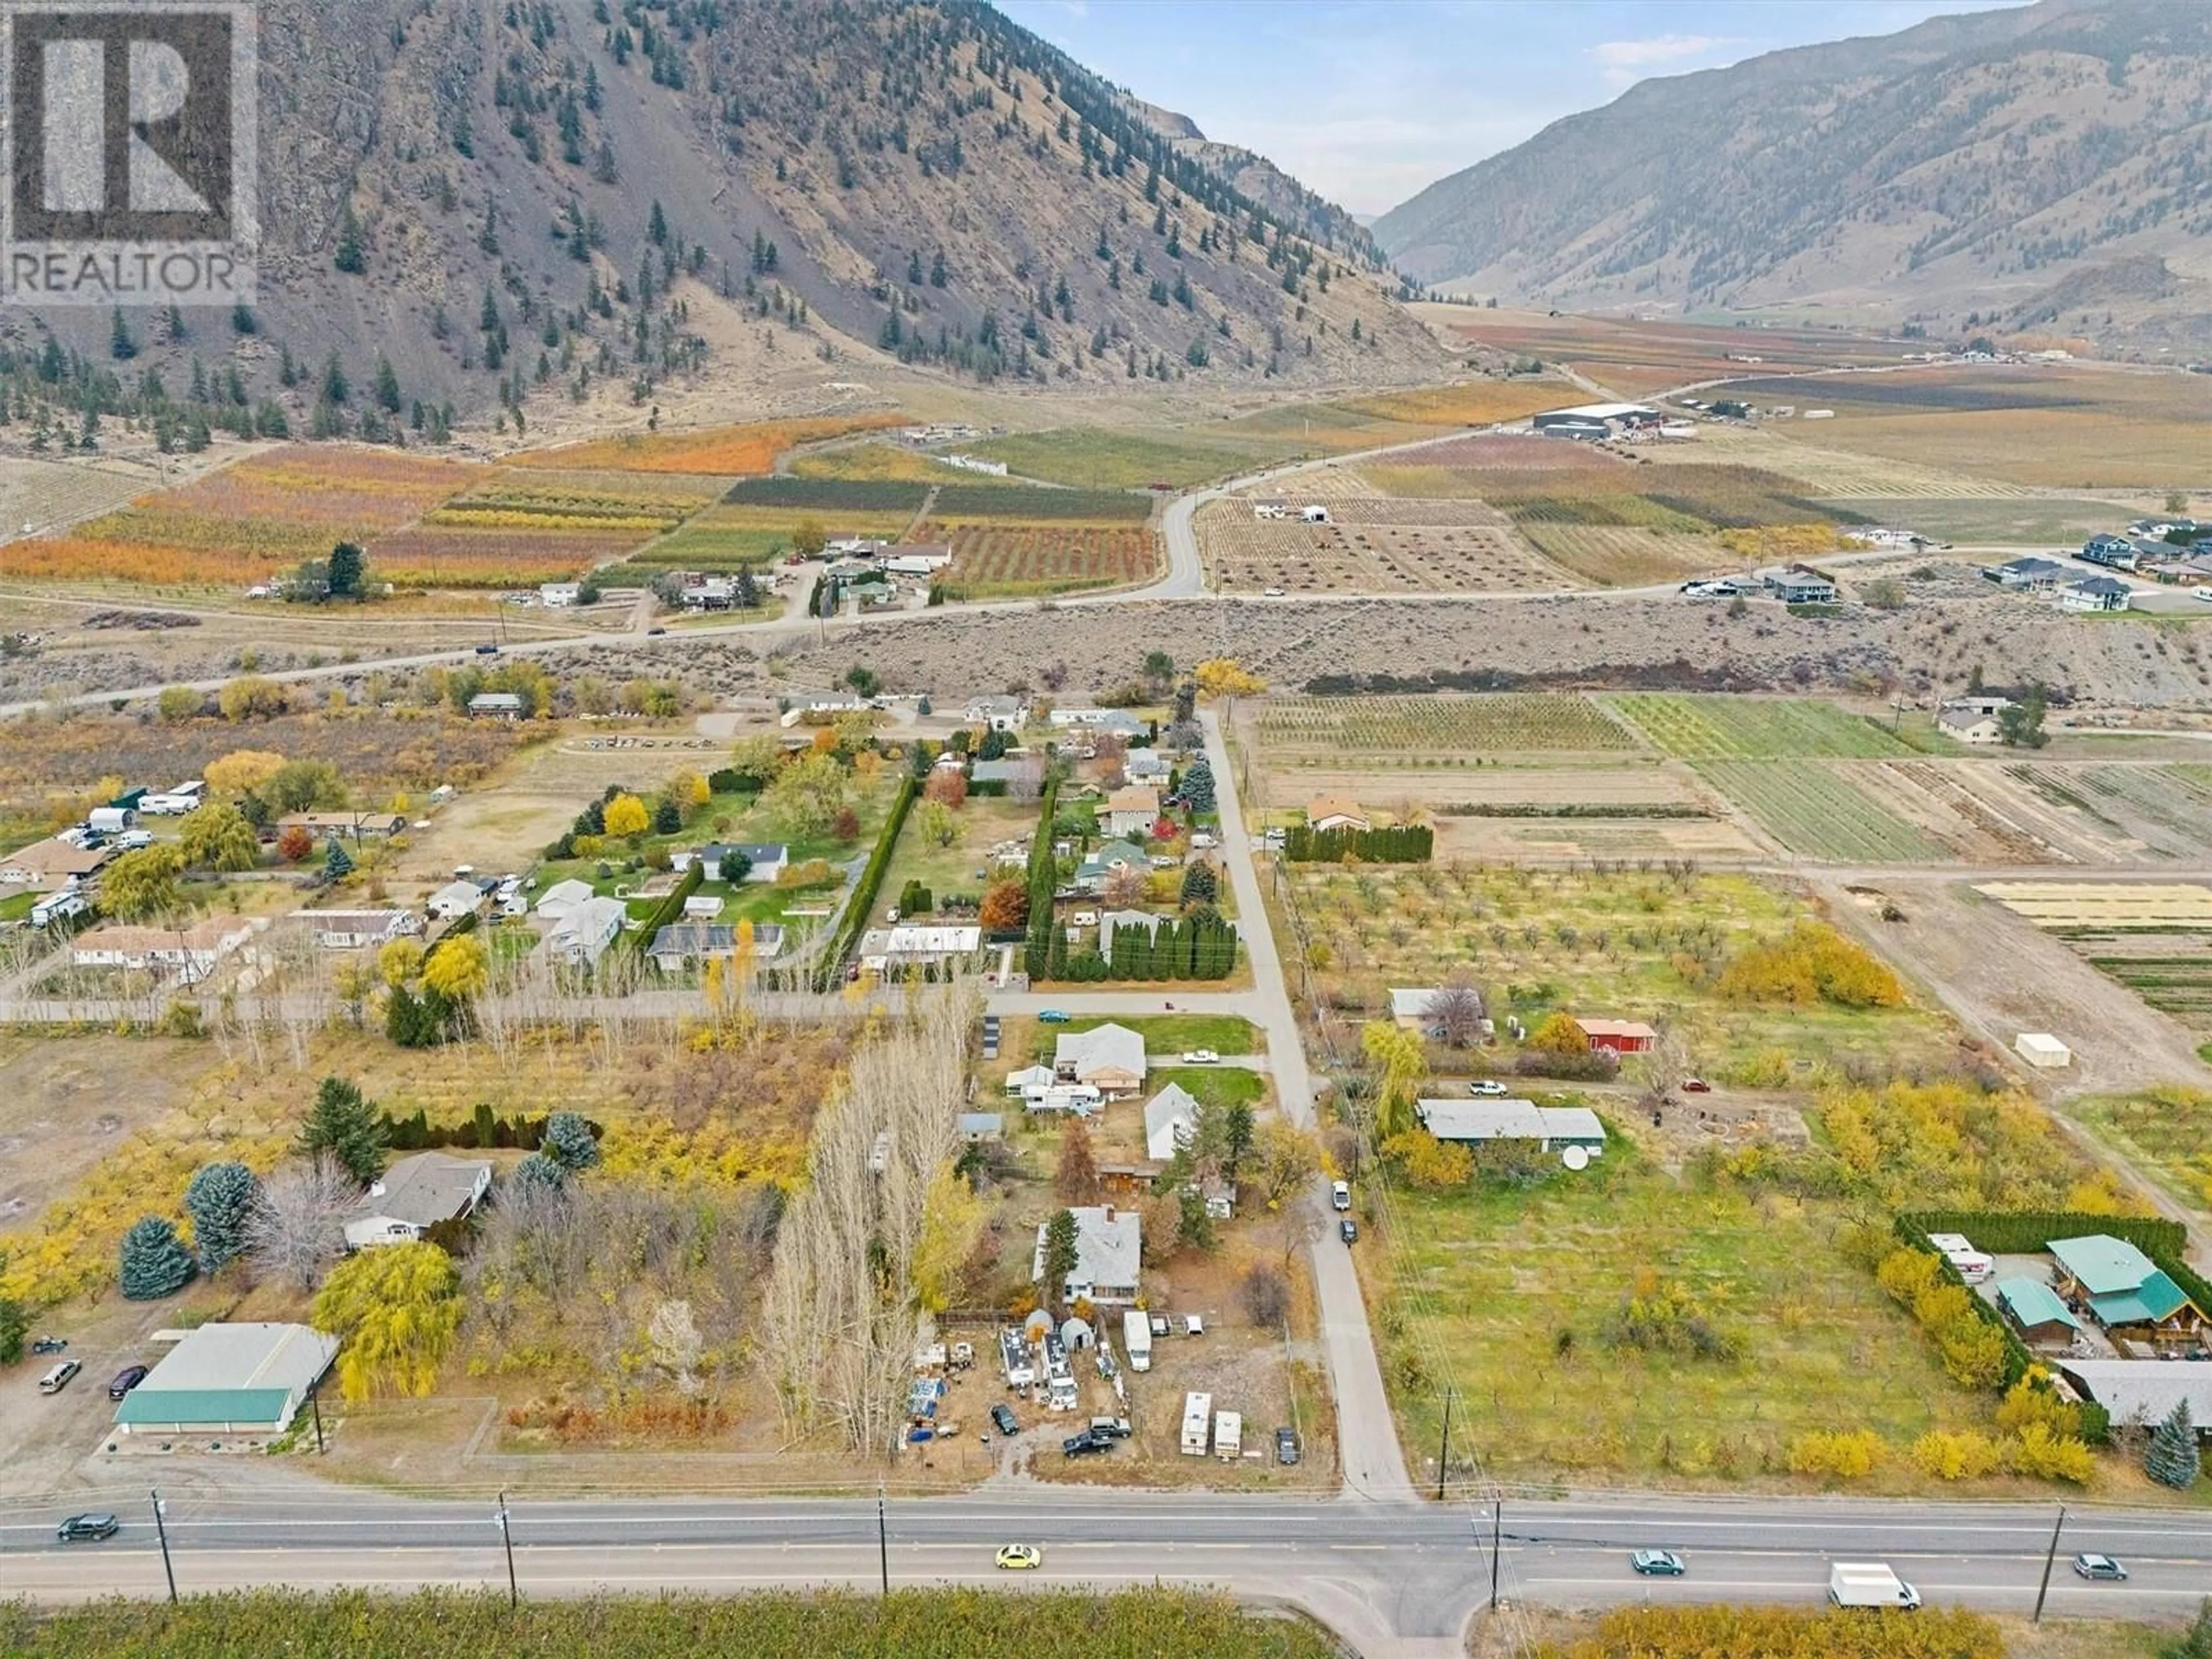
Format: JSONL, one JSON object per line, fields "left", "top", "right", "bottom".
{"left": 38, "top": 1360, "right": 79, "bottom": 1394}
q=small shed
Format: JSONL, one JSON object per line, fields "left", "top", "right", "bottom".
{"left": 1994, "top": 1277, "right": 2081, "bottom": 1346}
{"left": 2015, "top": 1032, "right": 2071, "bottom": 1069}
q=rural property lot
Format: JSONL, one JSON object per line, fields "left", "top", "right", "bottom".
{"left": 1609, "top": 694, "right": 1916, "bottom": 759}
{"left": 1198, "top": 501, "right": 1573, "bottom": 595}
{"left": 1695, "top": 761, "right": 1948, "bottom": 863}
{"left": 1252, "top": 693, "right": 1642, "bottom": 755}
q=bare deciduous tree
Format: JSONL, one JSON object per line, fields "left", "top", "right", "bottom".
{"left": 245, "top": 1157, "right": 359, "bottom": 1290}
{"left": 1429, "top": 979, "right": 1486, "bottom": 1050}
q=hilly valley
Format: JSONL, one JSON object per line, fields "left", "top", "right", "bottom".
{"left": 1376, "top": 0, "right": 2212, "bottom": 353}
{"left": 0, "top": 0, "right": 1436, "bottom": 444}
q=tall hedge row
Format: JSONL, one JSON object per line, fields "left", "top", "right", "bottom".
{"left": 1282, "top": 823, "right": 1433, "bottom": 863}
{"left": 820, "top": 774, "right": 918, "bottom": 988}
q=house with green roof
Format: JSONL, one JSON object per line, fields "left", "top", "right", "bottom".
{"left": 2048, "top": 1235, "right": 2207, "bottom": 1344}
{"left": 1993, "top": 1277, "right": 2080, "bottom": 1347}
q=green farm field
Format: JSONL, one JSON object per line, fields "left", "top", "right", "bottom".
{"left": 1696, "top": 761, "right": 1949, "bottom": 863}
{"left": 1370, "top": 1138, "right": 1990, "bottom": 1489}
{"left": 2066, "top": 1086, "right": 2212, "bottom": 1218}
{"left": 961, "top": 429, "right": 1259, "bottom": 491}
{"left": 1824, "top": 497, "right": 2141, "bottom": 546}
{"left": 1252, "top": 693, "right": 1641, "bottom": 754}
{"left": 1609, "top": 695, "right": 1915, "bottom": 759}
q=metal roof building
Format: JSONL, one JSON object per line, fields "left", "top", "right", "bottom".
{"left": 1415, "top": 1099, "right": 1607, "bottom": 1151}
{"left": 2059, "top": 1361, "right": 2212, "bottom": 1438}
{"left": 112, "top": 1323, "right": 338, "bottom": 1437}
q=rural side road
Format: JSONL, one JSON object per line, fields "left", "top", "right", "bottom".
{"left": 988, "top": 708, "right": 1413, "bottom": 1506}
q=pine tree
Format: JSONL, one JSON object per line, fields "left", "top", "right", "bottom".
{"left": 298, "top": 1075, "right": 387, "bottom": 1184}
{"left": 327, "top": 541, "right": 364, "bottom": 599}
{"left": 374, "top": 355, "right": 402, "bottom": 413}
{"left": 109, "top": 307, "right": 137, "bottom": 361}
{"left": 333, "top": 202, "right": 367, "bottom": 273}
{"left": 540, "top": 1111, "right": 601, "bottom": 1173}
{"left": 324, "top": 838, "right": 354, "bottom": 880}
{"left": 2146, "top": 1400, "right": 2201, "bottom": 1490}
{"left": 118, "top": 1217, "right": 196, "bottom": 1300}
{"left": 1041, "top": 1207, "right": 1080, "bottom": 1307}
{"left": 183, "top": 1161, "right": 259, "bottom": 1273}
{"left": 1180, "top": 757, "right": 1217, "bottom": 815}
{"left": 514, "top": 1152, "right": 567, "bottom": 1192}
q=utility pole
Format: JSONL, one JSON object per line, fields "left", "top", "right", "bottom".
{"left": 877, "top": 1486, "right": 890, "bottom": 1595}
{"left": 1435, "top": 1388, "right": 1453, "bottom": 1501}
{"left": 149, "top": 1488, "right": 177, "bottom": 1604}
{"left": 309, "top": 1385, "right": 325, "bottom": 1455}
{"left": 1488, "top": 1496, "right": 1502, "bottom": 1611}
{"left": 497, "top": 1490, "right": 518, "bottom": 1609}
{"left": 2033, "top": 1503, "right": 2066, "bottom": 1623}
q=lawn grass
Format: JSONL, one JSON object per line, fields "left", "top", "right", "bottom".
{"left": 1370, "top": 1132, "right": 1986, "bottom": 1488}
{"left": 1053, "top": 1013, "right": 1261, "bottom": 1058}
{"left": 881, "top": 793, "right": 1039, "bottom": 911}
{"left": 2066, "top": 1086, "right": 2212, "bottom": 1217}
{"left": 1147, "top": 1065, "right": 1266, "bottom": 1111}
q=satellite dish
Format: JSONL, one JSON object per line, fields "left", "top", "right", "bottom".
{"left": 1561, "top": 1146, "right": 1591, "bottom": 1172}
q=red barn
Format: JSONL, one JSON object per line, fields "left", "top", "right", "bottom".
{"left": 1575, "top": 1018, "right": 1657, "bottom": 1055}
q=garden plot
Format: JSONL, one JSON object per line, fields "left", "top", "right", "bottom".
{"left": 1434, "top": 808, "right": 1764, "bottom": 863}
{"left": 1695, "top": 762, "right": 1949, "bottom": 863}
{"left": 1252, "top": 693, "right": 1642, "bottom": 754}
{"left": 1612, "top": 695, "right": 1915, "bottom": 760}
{"left": 2008, "top": 764, "right": 2212, "bottom": 863}
{"left": 1976, "top": 881, "right": 2212, "bottom": 929}
{"left": 2070, "top": 937, "right": 2212, "bottom": 1038}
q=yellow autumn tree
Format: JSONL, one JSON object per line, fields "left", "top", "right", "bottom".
{"left": 312, "top": 1241, "right": 461, "bottom": 1401}
{"left": 912, "top": 1164, "right": 990, "bottom": 1313}
{"left": 1360, "top": 1020, "right": 1426, "bottom": 1141}
{"left": 376, "top": 938, "right": 426, "bottom": 988}
{"left": 603, "top": 792, "right": 650, "bottom": 838}
{"left": 204, "top": 748, "right": 288, "bottom": 799}
{"left": 1193, "top": 657, "right": 1266, "bottom": 699}
{"left": 421, "top": 934, "right": 488, "bottom": 1002}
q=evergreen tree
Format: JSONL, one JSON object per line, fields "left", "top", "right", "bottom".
{"left": 540, "top": 1112, "right": 601, "bottom": 1173}
{"left": 653, "top": 796, "right": 681, "bottom": 835}
{"left": 324, "top": 837, "right": 355, "bottom": 880}
{"left": 334, "top": 202, "right": 367, "bottom": 273}
{"left": 230, "top": 301, "right": 257, "bottom": 335}
{"left": 183, "top": 1161, "right": 260, "bottom": 1273}
{"left": 1180, "top": 757, "right": 1217, "bottom": 815}
{"left": 297, "top": 1075, "right": 387, "bottom": 1184}
{"left": 321, "top": 350, "right": 350, "bottom": 403}
{"left": 514, "top": 1152, "right": 567, "bottom": 1192}
{"left": 327, "top": 541, "right": 365, "bottom": 599}
{"left": 1180, "top": 862, "right": 1218, "bottom": 905}
{"left": 109, "top": 307, "right": 137, "bottom": 361}
{"left": 118, "top": 1217, "right": 196, "bottom": 1300}
{"left": 1040, "top": 1208, "right": 1080, "bottom": 1308}
{"left": 2146, "top": 1400, "right": 2201, "bottom": 1490}
{"left": 374, "top": 354, "right": 402, "bottom": 413}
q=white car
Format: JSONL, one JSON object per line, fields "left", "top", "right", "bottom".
{"left": 1070, "top": 910, "right": 1099, "bottom": 927}
{"left": 1262, "top": 587, "right": 1286, "bottom": 597}
{"left": 1469, "top": 1080, "right": 1510, "bottom": 1097}
{"left": 2197, "top": 586, "right": 2212, "bottom": 603}
{"left": 1182, "top": 1049, "right": 1218, "bottom": 1064}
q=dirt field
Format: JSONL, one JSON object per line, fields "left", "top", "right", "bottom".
{"left": 0, "top": 1035, "right": 221, "bottom": 1230}
{"left": 1822, "top": 877, "right": 2212, "bottom": 1095}
{"left": 1199, "top": 501, "right": 1575, "bottom": 594}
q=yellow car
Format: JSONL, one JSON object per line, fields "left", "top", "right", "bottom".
{"left": 994, "top": 1543, "right": 1043, "bottom": 1571}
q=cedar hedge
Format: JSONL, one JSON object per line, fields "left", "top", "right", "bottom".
{"left": 819, "top": 774, "right": 917, "bottom": 988}
{"left": 1283, "top": 823, "right": 1433, "bottom": 862}
{"left": 626, "top": 861, "right": 704, "bottom": 959}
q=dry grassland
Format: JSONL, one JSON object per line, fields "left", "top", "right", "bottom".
{"left": 507, "top": 414, "right": 906, "bottom": 476}
{"left": 1976, "top": 881, "right": 2212, "bottom": 927}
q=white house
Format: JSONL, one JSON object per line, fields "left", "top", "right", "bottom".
{"left": 1048, "top": 708, "right": 1149, "bottom": 738}
{"left": 1937, "top": 696, "right": 2012, "bottom": 745}
{"left": 342, "top": 1153, "right": 492, "bottom": 1249}
{"left": 1757, "top": 565, "right": 1840, "bottom": 604}
{"left": 1416, "top": 1099, "right": 1608, "bottom": 1153}
{"left": 546, "top": 895, "right": 626, "bottom": 965}
{"left": 673, "top": 843, "right": 787, "bottom": 883}
{"left": 1054, "top": 1022, "right": 1147, "bottom": 1095}
{"left": 1104, "top": 785, "right": 1160, "bottom": 838}
{"left": 534, "top": 878, "right": 596, "bottom": 919}
{"left": 965, "top": 695, "right": 1027, "bottom": 733}
{"left": 1097, "top": 910, "right": 1165, "bottom": 957}
{"left": 2059, "top": 576, "right": 2133, "bottom": 613}
{"left": 1033, "top": 1204, "right": 1142, "bottom": 1305}
{"left": 857, "top": 923, "right": 983, "bottom": 974}
{"left": 1143, "top": 1082, "right": 1202, "bottom": 1162}
{"left": 1305, "top": 796, "right": 1370, "bottom": 834}
{"left": 71, "top": 916, "right": 256, "bottom": 982}
{"left": 296, "top": 909, "right": 420, "bottom": 949}
{"left": 426, "top": 881, "right": 485, "bottom": 922}
{"left": 1124, "top": 749, "right": 1171, "bottom": 783}
{"left": 539, "top": 581, "right": 583, "bottom": 607}
{"left": 468, "top": 692, "right": 527, "bottom": 719}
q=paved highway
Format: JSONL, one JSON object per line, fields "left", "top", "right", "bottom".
{"left": 3, "top": 1488, "right": 2207, "bottom": 1655}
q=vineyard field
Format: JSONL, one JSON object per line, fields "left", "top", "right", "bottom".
{"left": 1337, "top": 381, "right": 1578, "bottom": 427}
{"left": 366, "top": 526, "right": 642, "bottom": 586}
{"left": 791, "top": 442, "right": 975, "bottom": 484}
{"left": 1696, "top": 761, "right": 1948, "bottom": 862}
{"left": 506, "top": 413, "right": 904, "bottom": 476}
{"left": 1518, "top": 523, "right": 1729, "bottom": 586}
{"left": 961, "top": 429, "right": 1254, "bottom": 490}
{"left": 1611, "top": 695, "right": 1915, "bottom": 759}
{"left": 927, "top": 520, "right": 1159, "bottom": 597}
{"left": 1198, "top": 502, "right": 1573, "bottom": 594}
{"left": 1254, "top": 693, "right": 1642, "bottom": 753}
{"left": 722, "top": 476, "right": 929, "bottom": 514}
{"left": 931, "top": 484, "right": 1153, "bottom": 522}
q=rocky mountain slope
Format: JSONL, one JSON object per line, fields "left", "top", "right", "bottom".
{"left": 1374, "top": 0, "right": 2212, "bottom": 351}
{"left": 2, "top": 0, "right": 1434, "bottom": 445}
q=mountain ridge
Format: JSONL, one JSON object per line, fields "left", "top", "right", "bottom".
{"left": 1373, "top": 0, "right": 2212, "bottom": 353}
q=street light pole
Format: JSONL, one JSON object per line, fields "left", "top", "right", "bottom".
{"left": 877, "top": 1486, "right": 889, "bottom": 1596}
{"left": 309, "top": 1385, "right": 325, "bottom": 1455}
{"left": 1488, "top": 1496, "right": 1502, "bottom": 1611}
{"left": 2033, "top": 1503, "right": 2067, "bottom": 1623}
{"left": 149, "top": 1488, "right": 177, "bottom": 1604}
{"left": 497, "top": 1490, "right": 518, "bottom": 1609}
{"left": 1435, "top": 1388, "right": 1453, "bottom": 1501}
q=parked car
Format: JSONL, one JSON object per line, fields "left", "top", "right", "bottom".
{"left": 990, "top": 1403, "right": 1019, "bottom": 1437}
{"left": 1469, "top": 1080, "right": 1509, "bottom": 1097}
{"left": 1262, "top": 587, "right": 1286, "bottom": 597}
{"left": 1275, "top": 1426, "right": 1302, "bottom": 1465}
{"left": 37, "top": 1360, "right": 79, "bottom": 1394}
{"left": 2073, "top": 1553, "right": 2127, "bottom": 1581}
{"left": 1339, "top": 1218, "right": 1358, "bottom": 1244}
{"left": 1088, "top": 1416, "right": 1131, "bottom": 1440}
{"left": 1331, "top": 1180, "right": 1351, "bottom": 1212}
{"left": 107, "top": 1365, "right": 149, "bottom": 1401}
{"left": 56, "top": 1514, "right": 118, "bottom": 1544}
{"left": 475, "top": 642, "right": 499, "bottom": 655}
{"left": 1062, "top": 1431, "right": 1109, "bottom": 1457}
{"left": 1038, "top": 1009, "right": 1072, "bottom": 1024}
{"left": 646, "top": 626, "right": 667, "bottom": 636}
{"left": 1681, "top": 1078, "right": 1712, "bottom": 1094}
{"left": 1631, "top": 1550, "right": 1685, "bottom": 1577}
{"left": 29, "top": 1336, "right": 66, "bottom": 1355}
{"left": 1182, "top": 1049, "right": 1219, "bottom": 1064}
{"left": 995, "top": 1543, "right": 1041, "bottom": 1570}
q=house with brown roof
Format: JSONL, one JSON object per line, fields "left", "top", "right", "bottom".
{"left": 1104, "top": 785, "right": 1161, "bottom": 839}
{"left": 71, "top": 915, "right": 257, "bottom": 982}
{"left": 0, "top": 836, "right": 113, "bottom": 891}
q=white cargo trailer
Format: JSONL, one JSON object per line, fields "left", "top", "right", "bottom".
{"left": 1828, "top": 1562, "right": 1921, "bottom": 1610}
